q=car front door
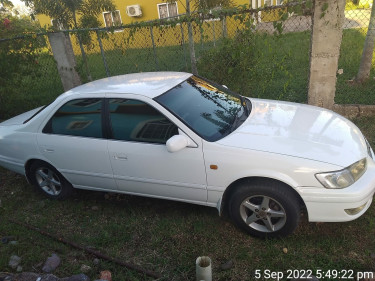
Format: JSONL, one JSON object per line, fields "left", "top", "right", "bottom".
{"left": 106, "top": 98, "right": 207, "bottom": 203}
{"left": 37, "top": 98, "right": 117, "bottom": 191}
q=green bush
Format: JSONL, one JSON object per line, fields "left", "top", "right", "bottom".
{"left": 0, "top": 14, "right": 46, "bottom": 119}
{"left": 197, "top": 29, "right": 295, "bottom": 100}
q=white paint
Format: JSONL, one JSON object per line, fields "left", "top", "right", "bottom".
{"left": 0, "top": 72, "right": 374, "bottom": 226}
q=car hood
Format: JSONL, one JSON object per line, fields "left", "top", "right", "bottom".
{"left": 0, "top": 107, "right": 44, "bottom": 126}
{"left": 218, "top": 99, "right": 368, "bottom": 167}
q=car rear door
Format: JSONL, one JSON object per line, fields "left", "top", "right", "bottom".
{"left": 36, "top": 98, "right": 117, "bottom": 191}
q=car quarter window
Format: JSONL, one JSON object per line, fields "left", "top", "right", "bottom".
{"left": 43, "top": 98, "right": 103, "bottom": 138}
{"left": 108, "top": 98, "right": 178, "bottom": 144}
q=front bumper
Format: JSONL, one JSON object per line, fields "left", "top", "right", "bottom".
{"left": 297, "top": 157, "right": 375, "bottom": 222}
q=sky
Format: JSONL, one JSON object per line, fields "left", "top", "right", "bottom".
{"left": 10, "top": 0, "right": 31, "bottom": 15}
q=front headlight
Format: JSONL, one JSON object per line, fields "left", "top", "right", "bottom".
{"left": 315, "top": 158, "right": 367, "bottom": 189}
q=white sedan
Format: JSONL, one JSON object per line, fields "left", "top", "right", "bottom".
{"left": 0, "top": 72, "right": 374, "bottom": 238}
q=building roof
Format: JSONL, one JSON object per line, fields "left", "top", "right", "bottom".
{"left": 61, "top": 72, "right": 192, "bottom": 99}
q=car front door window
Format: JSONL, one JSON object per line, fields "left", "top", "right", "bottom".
{"left": 108, "top": 98, "right": 178, "bottom": 144}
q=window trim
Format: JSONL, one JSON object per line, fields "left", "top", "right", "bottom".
{"left": 102, "top": 10, "right": 122, "bottom": 28}
{"left": 24, "top": 104, "right": 50, "bottom": 124}
{"left": 157, "top": 2, "right": 179, "bottom": 19}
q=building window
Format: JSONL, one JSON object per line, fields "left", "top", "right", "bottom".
{"left": 103, "top": 10, "right": 122, "bottom": 27}
{"left": 157, "top": 2, "right": 178, "bottom": 19}
{"left": 264, "top": 0, "right": 272, "bottom": 6}
{"left": 51, "top": 19, "right": 64, "bottom": 30}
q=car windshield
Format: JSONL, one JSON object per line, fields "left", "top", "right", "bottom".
{"left": 155, "top": 76, "right": 250, "bottom": 141}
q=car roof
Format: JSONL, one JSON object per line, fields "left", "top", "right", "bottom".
{"left": 60, "top": 72, "right": 192, "bottom": 99}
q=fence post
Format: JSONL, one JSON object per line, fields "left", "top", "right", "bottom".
{"left": 200, "top": 22, "right": 204, "bottom": 51}
{"left": 222, "top": 16, "right": 228, "bottom": 38}
{"left": 149, "top": 26, "right": 159, "bottom": 71}
{"left": 76, "top": 33, "right": 92, "bottom": 81}
{"left": 180, "top": 24, "right": 188, "bottom": 71}
{"left": 96, "top": 30, "right": 110, "bottom": 77}
{"left": 212, "top": 21, "right": 216, "bottom": 47}
{"left": 186, "top": 0, "right": 198, "bottom": 75}
{"left": 308, "top": 0, "right": 346, "bottom": 109}
{"left": 48, "top": 32, "right": 81, "bottom": 91}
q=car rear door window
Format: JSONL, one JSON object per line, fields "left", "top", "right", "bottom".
{"left": 44, "top": 98, "right": 103, "bottom": 138}
{"left": 108, "top": 99, "right": 178, "bottom": 144}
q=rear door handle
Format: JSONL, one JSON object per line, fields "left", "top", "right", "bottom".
{"left": 114, "top": 155, "right": 128, "bottom": 160}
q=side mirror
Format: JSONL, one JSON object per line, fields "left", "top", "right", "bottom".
{"left": 166, "top": 135, "right": 190, "bottom": 153}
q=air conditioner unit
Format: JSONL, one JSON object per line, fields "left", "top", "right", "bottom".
{"left": 126, "top": 5, "right": 142, "bottom": 17}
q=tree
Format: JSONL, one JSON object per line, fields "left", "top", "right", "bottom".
{"left": 355, "top": 0, "right": 375, "bottom": 83}
{"left": 0, "top": 2, "right": 43, "bottom": 118}
{"left": 22, "top": 0, "right": 116, "bottom": 81}
{"left": 0, "top": 0, "right": 13, "bottom": 14}
{"left": 22, "top": 0, "right": 115, "bottom": 30}
{"left": 166, "top": 0, "right": 234, "bottom": 75}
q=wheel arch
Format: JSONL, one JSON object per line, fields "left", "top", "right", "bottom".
{"left": 219, "top": 176, "right": 306, "bottom": 216}
{"left": 24, "top": 158, "right": 54, "bottom": 184}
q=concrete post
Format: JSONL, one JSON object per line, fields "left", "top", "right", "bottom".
{"left": 186, "top": 0, "right": 198, "bottom": 75}
{"left": 308, "top": 0, "right": 346, "bottom": 109}
{"left": 48, "top": 32, "right": 81, "bottom": 91}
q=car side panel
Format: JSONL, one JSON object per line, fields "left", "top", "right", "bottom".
{"left": 0, "top": 126, "right": 38, "bottom": 175}
{"left": 202, "top": 141, "right": 342, "bottom": 205}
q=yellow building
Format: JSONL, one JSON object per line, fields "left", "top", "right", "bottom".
{"left": 37, "top": 0, "right": 285, "bottom": 28}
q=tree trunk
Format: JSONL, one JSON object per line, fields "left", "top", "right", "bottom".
{"left": 355, "top": 0, "right": 375, "bottom": 83}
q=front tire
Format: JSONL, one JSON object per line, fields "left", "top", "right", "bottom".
{"left": 29, "top": 161, "right": 73, "bottom": 200}
{"left": 229, "top": 181, "right": 301, "bottom": 238}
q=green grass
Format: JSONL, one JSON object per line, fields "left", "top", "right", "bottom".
{"left": 336, "top": 28, "right": 375, "bottom": 104}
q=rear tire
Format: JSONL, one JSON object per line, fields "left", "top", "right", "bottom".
{"left": 29, "top": 161, "right": 73, "bottom": 200}
{"left": 229, "top": 180, "right": 301, "bottom": 238}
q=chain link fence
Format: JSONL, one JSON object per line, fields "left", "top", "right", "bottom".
{"left": 337, "top": 5, "right": 374, "bottom": 105}
{"left": 0, "top": 34, "right": 63, "bottom": 119}
{"left": 68, "top": 2, "right": 313, "bottom": 103}
{"left": 0, "top": 1, "right": 374, "bottom": 120}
